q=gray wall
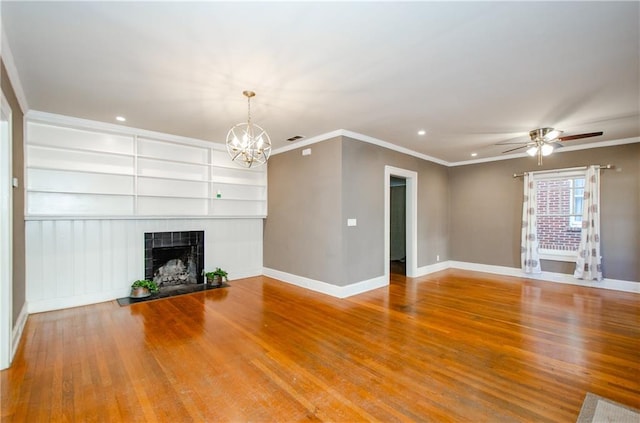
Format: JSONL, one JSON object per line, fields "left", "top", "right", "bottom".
{"left": 449, "top": 143, "right": 640, "bottom": 282}
{"left": 341, "top": 138, "right": 449, "bottom": 284}
{"left": 267, "top": 136, "right": 638, "bottom": 288}
{"left": 264, "top": 137, "right": 343, "bottom": 284}
{"left": 264, "top": 136, "right": 450, "bottom": 286}
{"left": 1, "top": 59, "right": 27, "bottom": 326}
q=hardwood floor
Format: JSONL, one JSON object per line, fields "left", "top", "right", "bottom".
{"left": 2, "top": 270, "right": 639, "bottom": 422}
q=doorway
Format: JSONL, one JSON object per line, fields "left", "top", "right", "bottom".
{"left": 1, "top": 91, "right": 13, "bottom": 370}
{"left": 390, "top": 176, "right": 406, "bottom": 275}
{"left": 384, "top": 166, "right": 417, "bottom": 281}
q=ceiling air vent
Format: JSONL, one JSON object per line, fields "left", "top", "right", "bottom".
{"left": 286, "top": 135, "right": 304, "bottom": 142}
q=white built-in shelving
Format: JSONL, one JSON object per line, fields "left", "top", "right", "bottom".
{"left": 25, "top": 118, "right": 267, "bottom": 219}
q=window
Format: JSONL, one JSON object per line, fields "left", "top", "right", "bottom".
{"left": 569, "top": 178, "right": 585, "bottom": 228}
{"left": 534, "top": 170, "right": 586, "bottom": 261}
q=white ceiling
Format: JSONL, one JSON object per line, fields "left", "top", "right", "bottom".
{"left": 2, "top": 1, "right": 639, "bottom": 164}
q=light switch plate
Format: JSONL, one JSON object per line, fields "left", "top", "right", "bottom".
{"left": 347, "top": 218, "right": 357, "bottom": 227}
{"left": 12, "top": 177, "right": 19, "bottom": 188}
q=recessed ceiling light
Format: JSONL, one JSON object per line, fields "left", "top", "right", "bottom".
{"left": 116, "top": 116, "right": 126, "bottom": 122}
{"left": 471, "top": 153, "right": 478, "bottom": 157}
{"left": 417, "top": 130, "right": 426, "bottom": 136}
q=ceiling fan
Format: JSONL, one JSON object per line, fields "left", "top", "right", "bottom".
{"left": 499, "top": 127, "right": 603, "bottom": 165}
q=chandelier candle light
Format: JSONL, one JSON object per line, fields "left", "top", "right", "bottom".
{"left": 226, "top": 90, "right": 271, "bottom": 168}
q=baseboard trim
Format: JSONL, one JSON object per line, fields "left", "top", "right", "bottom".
{"left": 28, "top": 289, "right": 130, "bottom": 314}
{"left": 446, "top": 261, "right": 640, "bottom": 294}
{"left": 10, "top": 303, "right": 28, "bottom": 361}
{"left": 24, "top": 263, "right": 637, "bottom": 314}
{"left": 414, "top": 261, "right": 450, "bottom": 277}
{"left": 26, "top": 270, "right": 263, "bottom": 314}
{"left": 262, "top": 268, "right": 388, "bottom": 299}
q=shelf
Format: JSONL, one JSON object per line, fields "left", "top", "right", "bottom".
{"left": 137, "top": 154, "right": 210, "bottom": 167}
{"left": 213, "top": 197, "right": 266, "bottom": 202}
{"left": 136, "top": 194, "right": 210, "bottom": 200}
{"left": 27, "top": 192, "right": 134, "bottom": 216}
{"left": 28, "top": 122, "right": 135, "bottom": 156}
{"left": 137, "top": 137, "right": 209, "bottom": 164}
{"left": 135, "top": 173, "right": 208, "bottom": 183}
{"left": 25, "top": 214, "right": 266, "bottom": 221}
{"left": 26, "top": 165, "right": 135, "bottom": 177}
{"left": 28, "top": 146, "right": 135, "bottom": 175}
{"left": 28, "top": 142, "right": 135, "bottom": 158}
{"left": 28, "top": 189, "right": 134, "bottom": 197}
{"left": 26, "top": 118, "right": 268, "bottom": 219}
{"left": 210, "top": 180, "right": 267, "bottom": 188}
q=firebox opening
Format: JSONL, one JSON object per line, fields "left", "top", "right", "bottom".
{"left": 152, "top": 246, "right": 197, "bottom": 287}
{"left": 144, "top": 230, "right": 205, "bottom": 289}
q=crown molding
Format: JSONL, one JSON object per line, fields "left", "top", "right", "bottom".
{"left": 447, "top": 137, "right": 640, "bottom": 167}
{"left": 25, "top": 111, "right": 640, "bottom": 168}
{"left": 272, "top": 129, "right": 449, "bottom": 166}
{"left": 274, "top": 129, "right": 639, "bottom": 168}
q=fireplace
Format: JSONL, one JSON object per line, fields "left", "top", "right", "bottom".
{"left": 144, "top": 231, "right": 204, "bottom": 288}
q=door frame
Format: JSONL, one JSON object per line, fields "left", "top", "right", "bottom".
{"left": 384, "top": 166, "right": 417, "bottom": 280}
{"left": 1, "top": 90, "right": 13, "bottom": 370}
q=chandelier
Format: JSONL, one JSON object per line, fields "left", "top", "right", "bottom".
{"left": 226, "top": 90, "right": 271, "bottom": 168}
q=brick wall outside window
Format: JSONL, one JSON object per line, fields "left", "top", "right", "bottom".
{"left": 536, "top": 179, "right": 582, "bottom": 251}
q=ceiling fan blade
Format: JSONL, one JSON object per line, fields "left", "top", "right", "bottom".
{"left": 495, "top": 137, "right": 529, "bottom": 146}
{"left": 502, "top": 145, "right": 529, "bottom": 154}
{"left": 558, "top": 131, "right": 603, "bottom": 142}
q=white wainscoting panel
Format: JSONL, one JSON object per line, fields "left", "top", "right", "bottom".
{"left": 26, "top": 218, "right": 263, "bottom": 312}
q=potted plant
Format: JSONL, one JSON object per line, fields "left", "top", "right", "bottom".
{"left": 205, "top": 268, "right": 228, "bottom": 286}
{"left": 130, "top": 279, "right": 159, "bottom": 298}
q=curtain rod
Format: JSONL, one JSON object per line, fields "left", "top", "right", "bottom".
{"left": 512, "top": 164, "right": 613, "bottom": 178}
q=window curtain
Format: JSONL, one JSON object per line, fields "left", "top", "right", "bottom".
{"left": 574, "top": 165, "right": 602, "bottom": 281}
{"left": 521, "top": 173, "right": 541, "bottom": 274}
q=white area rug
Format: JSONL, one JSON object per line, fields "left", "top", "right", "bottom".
{"left": 576, "top": 393, "right": 640, "bottom": 423}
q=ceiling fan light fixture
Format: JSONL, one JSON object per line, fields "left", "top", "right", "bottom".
{"left": 526, "top": 146, "right": 538, "bottom": 157}
{"left": 541, "top": 143, "right": 554, "bottom": 156}
{"left": 530, "top": 127, "right": 562, "bottom": 142}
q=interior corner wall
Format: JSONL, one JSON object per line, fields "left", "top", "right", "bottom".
{"left": 448, "top": 143, "right": 640, "bottom": 282}
{"left": 0, "top": 59, "right": 26, "bottom": 327}
{"left": 263, "top": 137, "right": 344, "bottom": 284}
{"left": 341, "top": 138, "right": 449, "bottom": 284}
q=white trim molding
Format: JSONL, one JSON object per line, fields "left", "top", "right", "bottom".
{"left": 384, "top": 166, "right": 418, "bottom": 279}
{"left": 11, "top": 303, "right": 28, "bottom": 359}
{"left": 0, "top": 89, "right": 13, "bottom": 370}
{"left": 28, "top": 289, "right": 130, "bottom": 314}
{"left": 449, "top": 137, "right": 640, "bottom": 167}
{"left": 415, "top": 261, "right": 450, "bottom": 277}
{"left": 264, "top": 260, "right": 639, "bottom": 300}
{"left": 272, "top": 129, "right": 448, "bottom": 166}
{"left": 444, "top": 261, "right": 640, "bottom": 294}
{"left": 273, "top": 130, "right": 639, "bottom": 169}
{"left": 263, "top": 267, "right": 388, "bottom": 299}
